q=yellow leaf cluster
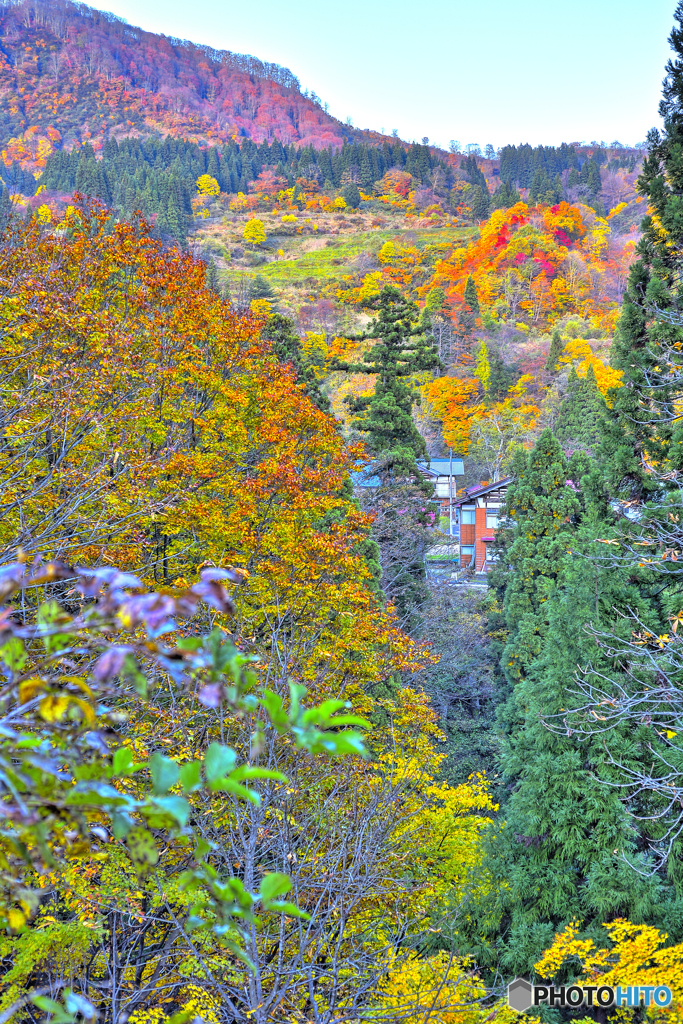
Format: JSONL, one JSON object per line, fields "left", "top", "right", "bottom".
{"left": 559, "top": 337, "right": 623, "bottom": 398}
{"left": 535, "top": 919, "right": 683, "bottom": 1023}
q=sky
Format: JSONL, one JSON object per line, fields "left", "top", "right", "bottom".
{"left": 95, "top": 0, "right": 675, "bottom": 150}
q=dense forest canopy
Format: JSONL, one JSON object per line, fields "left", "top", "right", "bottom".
{"left": 3, "top": 0, "right": 683, "bottom": 1021}
{"left": 0, "top": 0, "right": 360, "bottom": 158}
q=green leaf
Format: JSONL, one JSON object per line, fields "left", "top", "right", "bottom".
{"left": 259, "top": 871, "right": 291, "bottom": 903}
{"left": 175, "top": 636, "right": 204, "bottom": 651}
{"left": 179, "top": 760, "right": 201, "bottom": 792}
{"left": 260, "top": 690, "right": 288, "bottom": 729}
{"left": 111, "top": 812, "right": 133, "bottom": 839}
{"left": 268, "top": 900, "right": 310, "bottom": 918}
{"left": 126, "top": 826, "right": 159, "bottom": 870}
{"left": 204, "top": 742, "right": 237, "bottom": 783}
{"left": 112, "top": 747, "right": 133, "bottom": 776}
{"left": 209, "top": 777, "right": 260, "bottom": 803}
{"left": 150, "top": 752, "right": 179, "bottom": 795}
{"left": 0, "top": 637, "right": 27, "bottom": 672}
{"left": 194, "top": 838, "right": 212, "bottom": 860}
{"left": 288, "top": 683, "right": 306, "bottom": 717}
{"left": 32, "top": 996, "right": 75, "bottom": 1024}
{"left": 32, "top": 997, "right": 65, "bottom": 1013}
{"left": 150, "top": 795, "right": 190, "bottom": 827}
{"left": 310, "top": 732, "right": 367, "bottom": 757}
{"left": 305, "top": 698, "right": 347, "bottom": 720}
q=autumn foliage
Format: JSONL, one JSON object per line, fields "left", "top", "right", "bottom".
{"left": 0, "top": 195, "right": 537, "bottom": 1024}
{"left": 0, "top": 0, "right": 348, "bottom": 164}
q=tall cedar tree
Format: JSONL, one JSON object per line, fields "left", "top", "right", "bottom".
{"left": 461, "top": 430, "right": 673, "bottom": 975}
{"left": 602, "top": 3, "right": 683, "bottom": 498}
{"left": 458, "top": 276, "right": 480, "bottom": 339}
{"left": 554, "top": 363, "right": 606, "bottom": 452}
{"left": 339, "top": 285, "right": 442, "bottom": 460}
{"left": 337, "top": 286, "right": 441, "bottom": 629}
{"left": 545, "top": 328, "right": 564, "bottom": 372}
{"left": 580, "top": 3, "right": 683, "bottom": 882}
{"left": 262, "top": 313, "right": 331, "bottom": 413}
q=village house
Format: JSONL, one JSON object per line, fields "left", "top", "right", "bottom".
{"left": 417, "top": 458, "right": 464, "bottom": 525}
{"left": 452, "top": 478, "right": 512, "bottom": 572}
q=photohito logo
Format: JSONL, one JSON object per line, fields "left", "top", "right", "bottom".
{"left": 507, "top": 978, "right": 673, "bottom": 1012}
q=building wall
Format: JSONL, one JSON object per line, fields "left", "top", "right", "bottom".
{"left": 454, "top": 481, "right": 510, "bottom": 571}
{"left": 475, "top": 507, "right": 488, "bottom": 570}
{"left": 460, "top": 523, "right": 475, "bottom": 546}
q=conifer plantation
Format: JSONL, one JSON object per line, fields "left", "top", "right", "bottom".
{"left": 5, "top": 0, "right": 683, "bottom": 1019}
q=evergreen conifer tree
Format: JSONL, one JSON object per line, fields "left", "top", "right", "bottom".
{"left": 487, "top": 346, "right": 516, "bottom": 399}
{"left": 249, "top": 274, "right": 277, "bottom": 303}
{"left": 333, "top": 288, "right": 442, "bottom": 627}
{"left": 460, "top": 430, "right": 672, "bottom": 974}
{"left": 205, "top": 258, "right": 219, "bottom": 294}
{"left": 601, "top": 3, "right": 683, "bottom": 496}
{"left": 262, "top": 313, "right": 330, "bottom": 414}
{"left": 341, "top": 183, "right": 361, "bottom": 208}
{"left": 360, "top": 150, "right": 373, "bottom": 191}
{"left": 458, "top": 276, "right": 480, "bottom": 338}
{"left": 545, "top": 328, "right": 564, "bottom": 372}
{"left": 554, "top": 364, "right": 606, "bottom": 452}
{"left": 336, "top": 285, "right": 442, "bottom": 460}
{"left": 469, "top": 184, "right": 490, "bottom": 221}
{"left": 491, "top": 180, "right": 521, "bottom": 210}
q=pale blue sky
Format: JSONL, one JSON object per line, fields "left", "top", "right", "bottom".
{"left": 98, "top": 0, "right": 674, "bottom": 149}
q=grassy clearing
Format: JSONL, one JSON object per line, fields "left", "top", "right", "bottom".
{"left": 194, "top": 205, "right": 475, "bottom": 312}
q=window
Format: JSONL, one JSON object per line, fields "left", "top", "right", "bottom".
{"left": 460, "top": 545, "right": 474, "bottom": 566}
{"left": 486, "top": 511, "right": 499, "bottom": 529}
{"left": 461, "top": 508, "right": 475, "bottom": 525}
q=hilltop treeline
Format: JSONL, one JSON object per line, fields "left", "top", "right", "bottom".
{"left": 37, "top": 135, "right": 450, "bottom": 240}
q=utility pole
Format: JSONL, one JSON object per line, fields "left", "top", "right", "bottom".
{"left": 449, "top": 449, "right": 453, "bottom": 537}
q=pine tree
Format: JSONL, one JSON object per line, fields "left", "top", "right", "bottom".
{"left": 341, "top": 183, "right": 361, "bottom": 208}
{"left": 360, "top": 150, "right": 373, "bottom": 191}
{"left": 554, "top": 364, "right": 606, "bottom": 453}
{"left": 458, "top": 275, "right": 480, "bottom": 338}
{"left": 545, "top": 328, "right": 564, "bottom": 371}
{"left": 491, "top": 180, "right": 521, "bottom": 210}
{"left": 205, "top": 258, "right": 219, "bottom": 293}
{"left": 249, "top": 274, "right": 276, "bottom": 302}
{"left": 487, "top": 346, "right": 516, "bottom": 399}
{"left": 336, "top": 285, "right": 442, "bottom": 460}
{"left": 601, "top": 3, "right": 683, "bottom": 497}
{"left": 333, "top": 288, "right": 442, "bottom": 629}
{"left": 461, "top": 430, "right": 672, "bottom": 974}
{"left": 469, "top": 184, "right": 490, "bottom": 221}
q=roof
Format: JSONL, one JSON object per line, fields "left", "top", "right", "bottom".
{"left": 417, "top": 458, "right": 465, "bottom": 477}
{"left": 351, "top": 458, "right": 465, "bottom": 489}
{"left": 350, "top": 471, "right": 381, "bottom": 488}
{"left": 453, "top": 477, "right": 513, "bottom": 507}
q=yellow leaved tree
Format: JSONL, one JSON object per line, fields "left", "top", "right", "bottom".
{"left": 196, "top": 173, "right": 220, "bottom": 196}
{"left": 559, "top": 337, "right": 623, "bottom": 398}
{"left": 377, "top": 952, "right": 531, "bottom": 1024}
{"left": 535, "top": 919, "right": 683, "bottom": 1023}
{"left": 242, "top": 217, "right": 266, "bottom": 246}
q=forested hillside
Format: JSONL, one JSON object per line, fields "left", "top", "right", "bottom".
{"left": 0, "top": 0, "right": 375, "bottom": 181}
{"left": 5, "top": 0, "right": 683, "bottom": 1020}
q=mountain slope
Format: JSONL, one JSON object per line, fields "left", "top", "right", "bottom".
{"left": 0, "top": 0, "right": 365, "bottom": 173}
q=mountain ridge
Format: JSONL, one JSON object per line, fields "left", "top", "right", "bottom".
{"left": 0, "top": 0, "right": 396, "bottom": 174}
